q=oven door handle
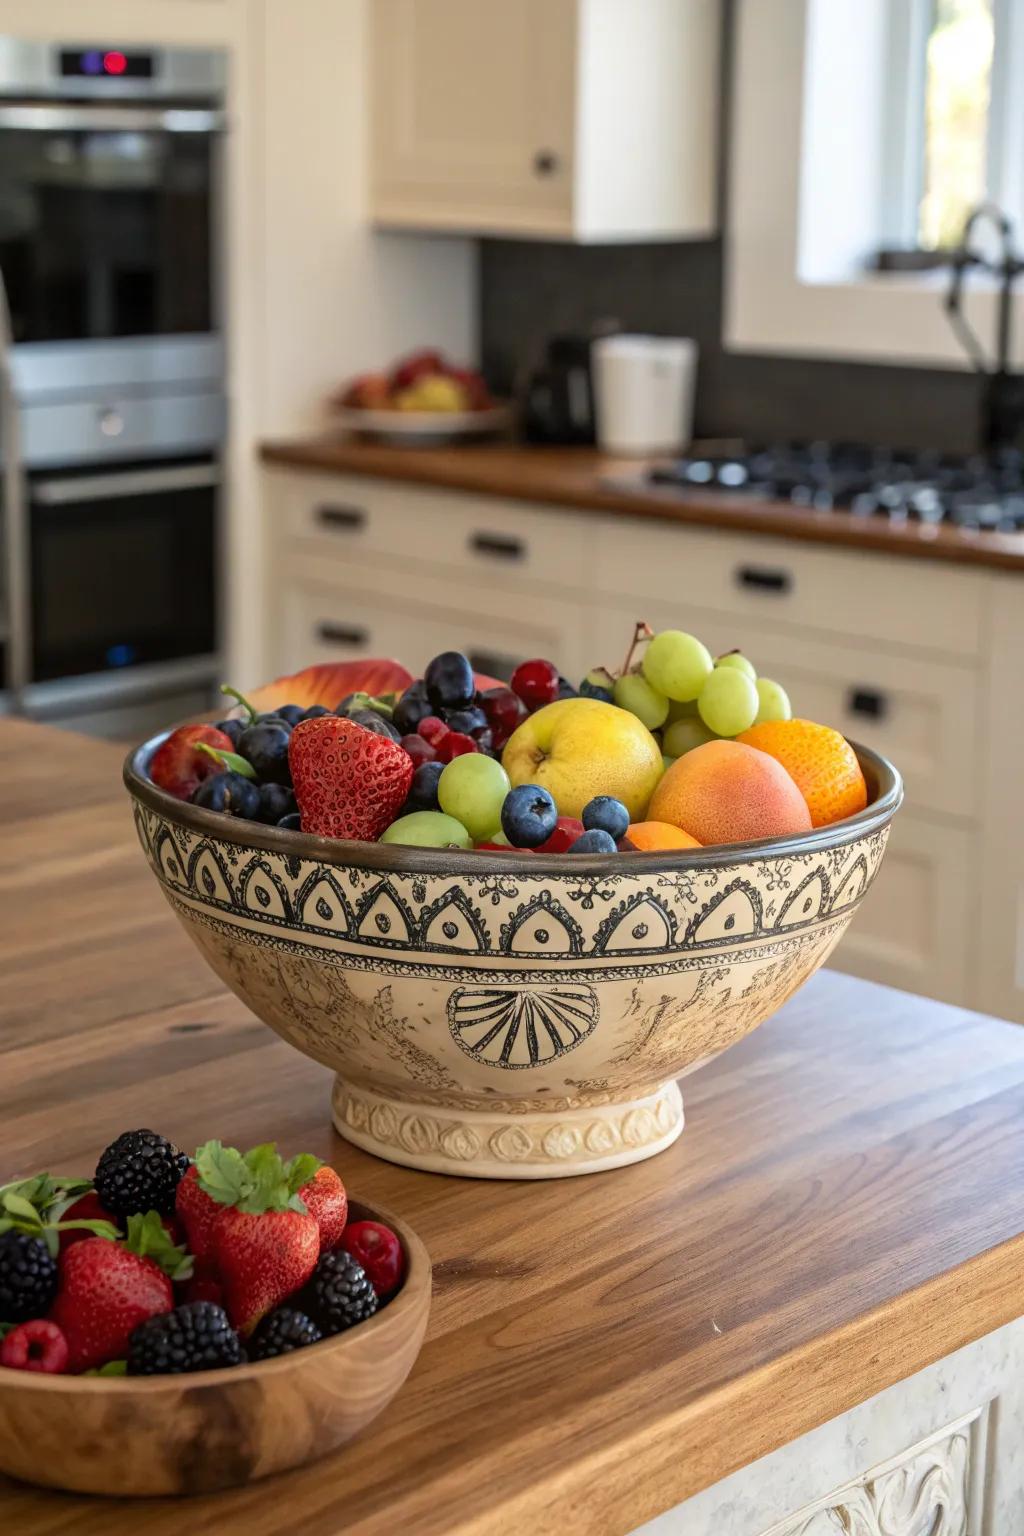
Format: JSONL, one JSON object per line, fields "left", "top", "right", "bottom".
{"left": 32, "top": 464, "right": 220, "bottom": 505}
{"left": 0, "top": 104, "right": 225, "bottom": 133}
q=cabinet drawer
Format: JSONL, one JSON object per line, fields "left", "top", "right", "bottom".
{"left": 584, "top": 606, "right": 979, "bottom": 821}
{"left": 272, "top": 471, "right": 590, "bottom": 592}
{"left": 593, "top": 517, "right": 987, "bottom": 660}
{"left": 277, "top": 555, "right": 587, "bottom": 684}
{"left": 829, "top": 812, "right": 973, "bottom": 1006}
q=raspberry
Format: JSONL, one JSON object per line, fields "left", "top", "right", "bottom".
{"left": 1, "top": 1319, "right": 69, "bottom": 1374}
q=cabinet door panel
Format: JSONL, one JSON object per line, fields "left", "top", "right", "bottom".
{"left": 372, "top": 0, "right": 575, "bottom": 226}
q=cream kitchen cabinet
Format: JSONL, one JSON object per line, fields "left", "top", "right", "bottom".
{"left": 370, "top": 0, "right": 719, "bottom": 240}
{"left": 267, "top": 461, "right": 1013, "bottom": 1019}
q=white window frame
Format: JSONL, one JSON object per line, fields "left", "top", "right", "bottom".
{"left": 725, "top": 0, "right": 1024, "bottom": 369}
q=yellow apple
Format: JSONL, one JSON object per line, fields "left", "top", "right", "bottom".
{"left": 502, "top": 698, "right": 663, "bottom": 821}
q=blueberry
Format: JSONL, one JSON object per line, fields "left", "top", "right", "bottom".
{"left": 579, "top": 680, "right": 614, "bottom": 703}
{"left": 392, "top": 681, "right": 432, "bottom": 736}
{"left": 238, "top": 719, "right": 293, "bottom": 786}
{"left": 556, "top": 675, "right": 577, "bottom": 700}
{"left": 274, "top": 704, "right": 305, "bottom": 727}
{"left": 192, "top": 771, "right": 260, "bottom": 820}
{"left": 301, "top": 704, "right": 332, "bottom": 721}
{"left": 213, "top": 717, "right": 244, "bottom": 748}
{"left": 582, "top": 796, "right": 629, "bottom": 841}
{"left": 424, "top": 651, "right": 474, "bottom": 711}
{"left": 403, "top": 761, "right": 444, "bottom": 813}
{"left": 501, "top": 784, "right": 558, "bottom": 848}
{"left": 277, "top": 811, "right": 302, "bottom": 831}
{"left": 568, "top": 829, "right": 618, "bottom": 854}
{"left": 444, "top": 705, "right": 488, "bottom": 737}
{"left": 257, "top": 783, "right": 297, "bottom": 825}
{"left": 349, "top": 709, "right": 401, "bottom": 742}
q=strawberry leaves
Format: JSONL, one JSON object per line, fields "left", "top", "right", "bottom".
{"left": 195, "top": 1140, "right": 322, "bottom": 1215}
{"left": 0, "top": 1174, "right": 118, "bottom": 1258}
{"left": 123, "top": 1212, "right": 194, "bottom": 1281}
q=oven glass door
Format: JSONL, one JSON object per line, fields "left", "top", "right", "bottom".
{"left": 29, "top": 459, "right": 217, "bottom": 682}
{"left": 0, "top": 118, "right": 213, "bottom": 343}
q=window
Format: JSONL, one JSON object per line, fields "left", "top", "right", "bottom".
{"left": 885, "top": 0, "right": 1022, "bottom": 251}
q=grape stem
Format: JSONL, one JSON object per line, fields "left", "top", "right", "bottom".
{"left": 620, "top": 621, "right": 654, "bottom": 679}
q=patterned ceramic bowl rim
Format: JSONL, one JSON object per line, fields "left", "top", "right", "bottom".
{"left": 124, "top": 735, "right": 903, "bottom": 875}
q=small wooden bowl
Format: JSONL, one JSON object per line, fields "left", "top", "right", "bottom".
{"left": 0, "top": 1201, "right": 430, "bottom": 1497}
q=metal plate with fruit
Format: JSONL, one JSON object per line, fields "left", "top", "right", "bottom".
{"left": 0, "top": 1133, "right": 430, "bottom": 1496}
{"left": 124, "top": 629, "right": 901, "bottom": 1179}
{"left": 331, "top": 348, "right": 511, "bottom": 443}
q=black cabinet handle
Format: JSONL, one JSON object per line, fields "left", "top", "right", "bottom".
{"left": 735, "top": 564, "right": 793, "bottom": 594}
{"left": 533, "top": 149, "right": 559, "bottom": 176}
{"left": 470, "top": 532, "right": 526, "bottom": 561}
{"left": 316, "top": 622, "right": 368, "bottom": 646}
{"left": 847, "top": 687, "right": 889, "bottom": 721}
{"left": 316, "top": 504, "right": 366, "bottom": 531}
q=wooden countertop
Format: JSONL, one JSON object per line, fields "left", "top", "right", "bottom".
{"left": 260, "top": 437, "right": 1024, "bottom": 573}
{"left": 5, "top": 716, "right": 1024, "bottom": 1533}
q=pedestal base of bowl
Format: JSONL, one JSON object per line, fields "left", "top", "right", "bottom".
{"left": 332, "top": 1078, "right": 684, "bottom": 1179}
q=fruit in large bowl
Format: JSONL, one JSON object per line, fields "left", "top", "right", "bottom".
{"left": 125, "top": 627, "right": 901, "bottom": 1179}
{"left": 334, "top": 349, "right": 493, "bottom": 414}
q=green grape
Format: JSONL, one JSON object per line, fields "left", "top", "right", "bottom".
{"left": 438, "top": 754, "right": 511, "bottom": 841}
{"left": 715, "top": 651, "right": 757, "bottom": 682}
{"left": 663, "top": 715, "right": 716, "bottom": 757}
{"left": 380, "top": 811, "right": 472, "bottom": 848}
{"left": 754, "top": 677, "right": 792, "bottom": 723}
{"left": 666, "top": 696, "right": 700, "bottom": 722}
{"left": 642, "top": 630, "right": 713, "bottom": 702}
{"left": 661, "top": 754, "right": 677, "bottom": 775}
{"left": 613, "top": 672, "right": 669, "bottom": 729}
{"left": 697, "top": 668, "right": 759, "bottom": 736}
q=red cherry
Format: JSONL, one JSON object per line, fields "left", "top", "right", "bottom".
{"left": 436, "top": 731, "right": 479, "bottom": 762}
{"left": 0, "top": 1319, "right": 69, "bottom": 1374}
{"left": 534, "top": 816, "right": 584, "bottom": 853}
{"left": 510, "top": 659, "right": 560, "bottom": 712}
{"left": 474, "top": 841, "right": 529, "bottom": 852}
{"left": 417, "top": 715, "right": 449, "bottom": 746}
{"left": 479, "top": 685, "right": 528, "bottom": 746}
{"left": 340, "top": 1220, "right": 405, "bottom": 1298}
{"left": 401, "top": 733, "right": 437, "bottom": 767}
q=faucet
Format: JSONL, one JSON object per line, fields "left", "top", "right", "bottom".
{"left": 944, "top": 202, "right": 1024, "bottom": 451}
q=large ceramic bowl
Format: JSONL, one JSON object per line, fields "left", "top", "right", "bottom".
{"left": 125, "top": 739, "right": 901, "bottom": 1179}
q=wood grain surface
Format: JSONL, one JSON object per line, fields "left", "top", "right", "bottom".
{"left": 259, "top": 437, "right": 1024, "bottom": 574}
{"left": 4, "top": 717, "right": 1024, "bottom": 1533}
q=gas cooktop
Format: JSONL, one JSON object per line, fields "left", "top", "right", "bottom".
{"left": 644, "top": 441, "right": 1024, "bottom": 532}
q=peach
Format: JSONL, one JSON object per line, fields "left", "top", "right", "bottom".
{"left": 626, "top": 821, "right": 703, "bottom": 852}
{"left": 648, "top": 740, "right": 812, "bottom": 846}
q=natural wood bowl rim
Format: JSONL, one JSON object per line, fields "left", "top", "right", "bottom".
{"left": 0, "top": 1199, "right": 430, "bottom": 1396}
{"left": 124, "top": 735, "right": 902, "bottom": 876}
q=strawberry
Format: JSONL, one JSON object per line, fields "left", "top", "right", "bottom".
{"left": 196, "top": 1141, "right": 322, "bottom": 1335}
{"left": 149, "top": 724, "right": 235, "bottom": 802}
{"left": 58, "top": 1191, "right": 119, "bottom": 1254}
{"left": 289, "top": 716, "right": 413, "bottom": 841}
{"left": 180, "top": 1271, "right": 225, "bottom": 1308}
{"left": 0, "top": 1173, "right": 118, "bottom": 1261}
{"left": 300, "top": 1166, "right": 347, "bottom": 1250}
{"left": 48, "top": 1213, "right": 189, "bottom": 1372}
{"left": 175, "top": 1163, "right": 222, "bottom": 1265}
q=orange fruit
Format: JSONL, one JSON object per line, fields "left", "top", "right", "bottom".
{"left": 648, "top": 740, "right": 812, "bottom": 846}
{"left": 626, "top": 821, "right": 703, "bottom": 852}
{"left": 737, "top": 719, "right": 867, "bottom": 828}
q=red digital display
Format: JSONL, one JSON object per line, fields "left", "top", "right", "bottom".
{"left": 103, "top": 51, "right": 127, "bottom": 76}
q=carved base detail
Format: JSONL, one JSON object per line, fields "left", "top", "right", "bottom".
{"left": 331, "top": 1077, "right": 684, "bottom": 1179}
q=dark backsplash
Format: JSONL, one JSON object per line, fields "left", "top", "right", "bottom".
{"left": 478, "top": 237, "right": 984, "bottom": 452}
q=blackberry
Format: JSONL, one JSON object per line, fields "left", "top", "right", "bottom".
{"left": 0, "top": 1231, "right": 58, "bottom": 1322}
{"left": 250, "top": 1307, "right": 322, "bottom": 1360}
{"left": 307, "top": 1249, "right": 378, "bottom": 1335}
{"left": 127, "top": 1302, "right": 244, "bottom": 1375}
{"left": 94, "top": 1129, "right": 189, "bottom": 1219}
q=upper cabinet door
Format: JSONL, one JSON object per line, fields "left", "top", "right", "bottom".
{"left": 371, "top": 0, "right": 577, "bottom": 237}
{"left": 371, "top": 0, "right": 720, "bottom": 241}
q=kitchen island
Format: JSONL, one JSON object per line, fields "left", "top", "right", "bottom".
{"left": 3, "top": 717, "right": 1024, "bottom": 1533}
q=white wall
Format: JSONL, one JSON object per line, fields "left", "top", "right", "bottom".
{"left": 0, "top": 0, "right": 477, "bottom": 680}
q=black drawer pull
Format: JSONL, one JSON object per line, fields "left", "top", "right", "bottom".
{"left": 848, "top": 687, "right": 889, "bottom": 720}
{"left": 316, "top": 504, "right": 366, "bottom": 530}
{"left": 470, "top": 532, "right": 526, "bottom": 561}
{"left": 316, "top": 623, "right": 368, "bottom": 646}
{"left": 533, "top": 149, "right": 559, "bottom": 177}
{"left": 735, "top": 564, "right": 793, "bottom": 594}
